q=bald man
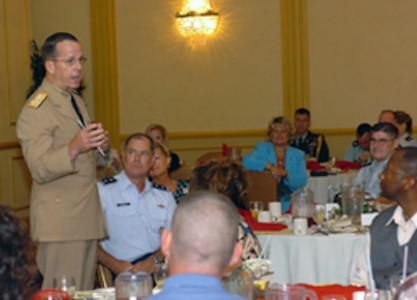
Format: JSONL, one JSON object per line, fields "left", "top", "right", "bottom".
{"left": 351, "top": 148, "right": 417, "bottom": 289}
{"left": 145, "top": 191, "right": 245, "bottom": 300}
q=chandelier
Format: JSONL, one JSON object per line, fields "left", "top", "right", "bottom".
{"left": 175, "top": 0, "right": 219, "bottom": 46}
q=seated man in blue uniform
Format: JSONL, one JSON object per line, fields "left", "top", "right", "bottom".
{"left": 291, "top": 108, "right": 329, "bottom": 162}
{"left": 145, "top": 191, "right": 245, "bottom": 300}
{"left": 343, "top": 122, "right": 372, "bottom": 164}
{"left": 97, "top": 133, "right": 176, "bottom": 277}
{"left": 350, "top": 147, "right": 417, "bottom": 290}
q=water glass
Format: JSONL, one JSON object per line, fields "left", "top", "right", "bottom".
{"left": 249, "top": 201, "right": 264, "bottom": 220}
{"left": 115, "top": 271, "right": 153, "bottom": 299}
{"left": 153, "top": 262, "right": 168, "bottom": 289}
{"left": 390, "top": 275, "right": 405, "bottom": 298}
{"left": 53, "top": 275, "right": 76, "bottom": 297}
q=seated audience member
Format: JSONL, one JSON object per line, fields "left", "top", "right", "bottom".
{"left": 150, "top": 142, "right": 189, "bottom": 203}
{"left": 189, "top": 159, "right": 262, "bottom": 260}
{"left": 97, "top": 133, "right": 176, "bottom": 277}
{"left": 351, "top": 148, "right": 417, "bottom": 290}
{"left": 145, "top": 191, "right": 246, "bottom": 300}
{"left": 393, "top": 110, "right": 417, "bottom": 147}
{"left": 378, "top": 109, "right": 396, "bottom": 124}
{"left": 291, "top": 108, "right": 329, "bottom": 162}
{"left": 146, "top": 124, "right": 181, "bottom": 173}
{"left": 343, "top": 123, "right": 372, "bottom": 164}
{"left": 242, "top": 116, "right": 307, "bottom": 213}
{"left": 0, "top": 205, "right": 37, "bottom": 299}
{"left": 354, "top": 122, "right": 399, "bottom": 198}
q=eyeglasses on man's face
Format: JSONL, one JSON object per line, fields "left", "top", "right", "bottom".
{"left": 51, "top": 56, "right": 87, "bottom": 67}
{"left": 370, "top": 138, "right": 393, "bottom": 146}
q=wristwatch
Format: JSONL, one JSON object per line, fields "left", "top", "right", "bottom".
{"left": 152, "top": 255, "right": 163, "bottom": 264}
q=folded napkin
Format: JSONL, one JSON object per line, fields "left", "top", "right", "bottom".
{"left": 335, "top": 160, "right": 362, "bottom": 170}
{"left": 238, "top": 209, "right": 287, "bottom": 232}
{"left": 306, "top": 161, "right": 326, "bottom": 171}
{"left": 297, "top": 284, "right": 366, "bottom": 300}
{"left": 323, "top": 216, "right": 358, "bottom": 233}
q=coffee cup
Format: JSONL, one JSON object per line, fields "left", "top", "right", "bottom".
{"left": 269, "top": 202, "right": 282, "bottom": 218}
{"left": 257, "top": 211, "right": 272, "bottom": 223}
{"left": 293, "top": 218, "right": 308, "bottom": 235}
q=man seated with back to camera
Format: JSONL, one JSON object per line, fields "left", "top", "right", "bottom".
{"left": 97, "top": 133, "right": 176, "bottom": 278}
{"left": 351, "top": 148, "right": 417, "bottom": 290}
{"left": 144, "top": 191, "right": 246, "bottom": 300}
{"left": 343, "top": 122, "right": 372, "bottom": 164}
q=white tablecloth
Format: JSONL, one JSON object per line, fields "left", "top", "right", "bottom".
{"left": 307, "top": 171, "right": 358, "bottom": 204}
{"left": 257, "top": 231, "right": 367, "bottom": 285}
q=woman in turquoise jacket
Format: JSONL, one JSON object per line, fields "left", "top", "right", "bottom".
{"left": 242, "top": 116, "right": 308, "bottom": 213}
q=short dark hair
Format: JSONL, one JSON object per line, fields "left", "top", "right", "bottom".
{"left": 295, "top": 108, "right": 310, "bottom": 118}
{"left": 371, "top": 122, "right": 399, "bottom": 139}
{"left": 123, "top": 132, "right": 155, "bottom": 154}
{"left": 394, "top": 111, "right": 413, "bottom": 134}
{"left": 357, "top": 123, "right": 372, "bottom": 137}
{"left": 41, "top": 32, "right": 78, "bottom": 61}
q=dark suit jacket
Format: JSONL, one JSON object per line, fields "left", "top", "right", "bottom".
{"left": 292, "top": 130, "right": 329, "bottom": 163}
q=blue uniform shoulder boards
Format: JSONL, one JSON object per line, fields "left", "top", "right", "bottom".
{"left": 27, "top": 92, "right": 47, "bottom": 108}
{"left": 100, "top": 177, "right": 117, "bottom": 185}
{"left": 352, "top": 141, "right": 359, "bottom": 147}
{"left": 405, "top": 136, "right": 412, "bottom": 141}
{"left": 152, "top": 183, "right": 168, "bottom": 192}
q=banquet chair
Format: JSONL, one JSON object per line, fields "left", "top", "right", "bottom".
{"left": 394, "top": 272, "right": 417, "bottom": 300}
{"left": 96, "top": 263, "right": 113, "bottom": 288}
{"left": 244, "top": 171, "right": 278, "bottom": 210}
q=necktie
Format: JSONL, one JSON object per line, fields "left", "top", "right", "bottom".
{"left": 71, "top": 95, "right": 85, "bottom": 126}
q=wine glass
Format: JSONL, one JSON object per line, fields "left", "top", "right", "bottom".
{"left": 53, "top": 275, "right": 76, "bottom": 297}
{"left": 153, "top": 262, "right": 168, "bottom": 289}
{"left": 312, "top": 204, "right": 326, "bottom": 234}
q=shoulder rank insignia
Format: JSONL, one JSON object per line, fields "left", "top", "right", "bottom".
{"left": 100, "top": 177, "right": 117, "bottom": 185}
{"left": 27, "top": 92, "right": 47, "bottom": 108}
{"left": 352, "top": 141, "right": 359, "bottom": 147}
{"left": 405, "top": 136, "right": 412, "bottom": 141}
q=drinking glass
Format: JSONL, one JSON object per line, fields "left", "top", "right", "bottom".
{"left": 153, "top": 262, "right": 168, "bottom": 289}
{"left": 53, "top": 275, "right": 76, "bottom": 297}
{"left": 35, "top": 290, "right": 67, "bottom": 300}
{"left": 115, "top": 271, "right": 153, "bottom": 299}
{"left": 249, "top": 201, "right": 264, "bottom": 220}
{"left": 390, "top": 275, "right": 405, "bottom": 298}
{"left": 312, "top": 204, "right": 326, "bottom": 234}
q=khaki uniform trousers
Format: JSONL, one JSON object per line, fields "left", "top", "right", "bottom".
{"left": 37, "top": 239, "right": 97, "bottom": 290}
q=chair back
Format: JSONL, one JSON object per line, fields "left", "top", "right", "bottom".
{"left": 245, "top": 171, "right": 278, "bottom": 210}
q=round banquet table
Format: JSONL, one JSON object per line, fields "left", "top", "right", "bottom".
{"left": 257, "top": 230, "right": 367, "bottom": 285}
{"left": 307, "top": 170, "right": 358, "bottom": 204}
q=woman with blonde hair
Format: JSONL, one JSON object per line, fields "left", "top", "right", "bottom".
{"left": 146, "top": 124, "right": 181, "bottom": 173}
{"left": 242, "top": 116, "right": 307, "bottom": 213}
{"left": 150, "top": 142, "right": 189, "bottom": 203}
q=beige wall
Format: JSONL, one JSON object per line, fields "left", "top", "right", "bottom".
{"left": 309, "top": 0, "right": 417, "bottom": 128}
{"left": 116, "top": 0, "right": 284, "bottom": 134}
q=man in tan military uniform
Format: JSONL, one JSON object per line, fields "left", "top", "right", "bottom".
{"left": 16, "top": 32, "right": 109, "bottom": 290}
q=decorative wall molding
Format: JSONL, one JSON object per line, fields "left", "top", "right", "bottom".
{"left": 90, "top": 0, "right": 121, "bottom": 151}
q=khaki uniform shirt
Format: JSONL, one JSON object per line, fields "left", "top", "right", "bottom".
{"left": 16, "top": 78, "right": 107, "bottom": 242}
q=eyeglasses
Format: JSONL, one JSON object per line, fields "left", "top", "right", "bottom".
{"left": 370, "top": 138, "right": 393, "bottom": 146}
{"left": 51, "top": 56, "right": 87, "bottom": 67}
